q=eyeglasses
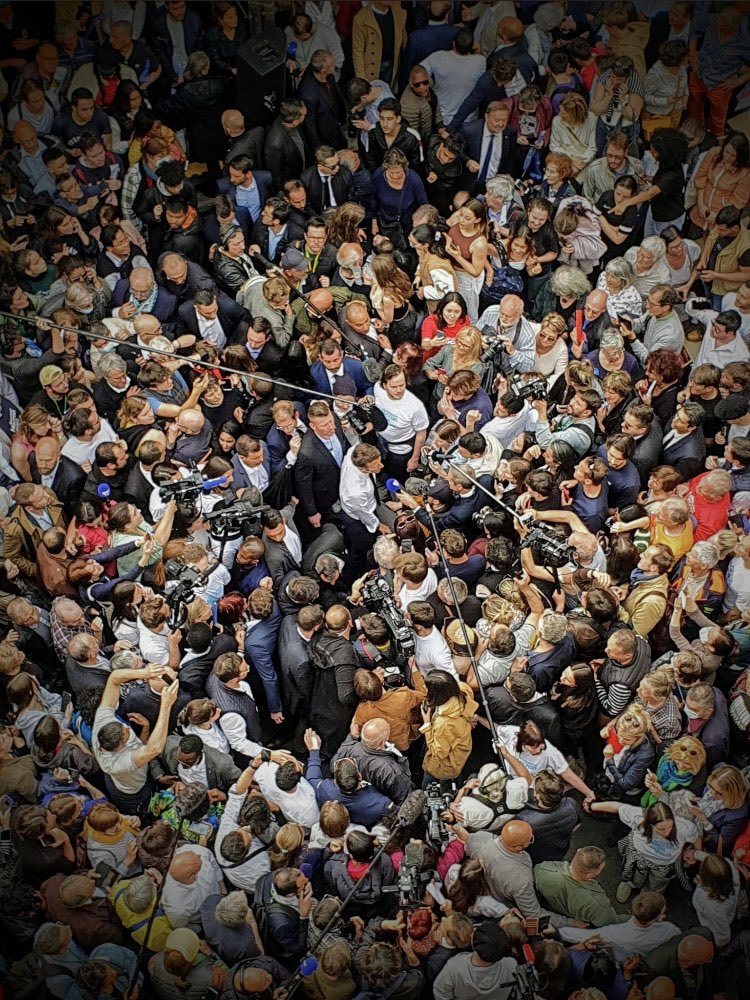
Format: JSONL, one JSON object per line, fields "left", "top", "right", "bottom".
{"left": 412, "top": 80, "right": 430, "bottom": 88}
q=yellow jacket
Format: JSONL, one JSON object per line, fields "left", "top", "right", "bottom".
{"left": 623, "top": 574, "right": 669, "bottom": 637}
{"left": 421, "top": 682, "right": 479, "bottom": 780}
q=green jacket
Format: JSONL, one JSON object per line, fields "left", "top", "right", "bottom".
{"left": 534, "top": 861, "right": 629, "bottom": 928}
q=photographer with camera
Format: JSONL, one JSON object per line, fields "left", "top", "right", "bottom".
{"left": 477, "top": 294, "right": 537, "bottom": 376}
{"left": 531, "top": 391, "right": 600, "bottom": 458}
{"left": 353, "top": 643, "right": 427, "bottom": 752}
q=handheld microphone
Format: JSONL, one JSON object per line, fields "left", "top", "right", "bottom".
{"left": 97, "top": 483, "right": 111, "bottom": 501}
{"left": 299, "top": 957, "right": 318, "bottom": 977}
{"left": 395, "top": 789, "right": 427, "bottom": 828}
{"left": 385, "top": 478, "right": 402, "bottom": 494}
{"left": 201, "top": 475, "right": 230, "bottom": 491}
{"left": 249, "top": 250, "right": 274, "bottom": 274}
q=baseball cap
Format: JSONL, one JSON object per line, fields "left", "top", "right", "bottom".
{"left": 445, "top": 619, "right": 476, "bottom": 649}
{"left": 473, "top": 922, "right": 510, "bottom": 963}
{"left": 39, "top": 364, "right": 64, "bottom": 387}
{"left": 332, "top": 375, "right": 357, "bottom": 397}
{"left": 280, "top": 248, "right": 309, "bottom": 272}
{"left": 427, "top": 478, "right": 452, "bottom": 504}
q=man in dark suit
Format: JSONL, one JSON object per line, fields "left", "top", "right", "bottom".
{"left": 177, "top": 288, "right": 249, "bottom": 348}
{"left": 151, "top": 732, "right": 240, "bottom": 792}
{"left": 294, "top": 400, "right": 348, "bottom": 536}
{"left": 244, "top": 588, "right": 283, "bottom": 723}
{"left": 178, "top": 622, "right": 238, "bottom": 699}
{"left": 621, "top": 402, "right": 664, "bottom": 488}
{"left": 249, "top": 199, "right": 304, "bottom": 265}
{"left": 278, "top": 604, "right": 322, "bottom": 722}
{"left": 124, "top": 438, "right": 165, "bottom": 515}
{"left": 301, "top": 149, "right": 353, "bottom": 215}
{"left": 221, "top": 109, "right": 266, "bottom": 170}
{"left": 309, "top": 340, "right": 373, "bottom": 399}
{"left": 297, "top": 51, "right": 346, "bottom": 151}
{"left": 262, "top": 509, "right": 303, "bottom": 587}
{"left": 217, "top": 155, "right": 273, "bottom": 229}
{"left": 231, "top": 439, "right": 271, "bottom": 493}
{"left": 645, "top": 930, "right": 714, "bottom": 1000}
{"left": 460, "top": 102, "right": 516, "bottom": 190}
{"left": 157, "top": 253, "right": 214, "bottom": 309}
{"left": 264, "top": 99, "right": 308, "bottom": 190}
{"left": 659, "top": 403, "right": 707, "bottom": 482}
{"left": 111, "top": 268, "right": 178, "bottom": 327}
{"left": 29, "top": 436, "right": 85, "bottom": 516}
{"left": 243, "top": 318, "right": 284, "bottom": 377}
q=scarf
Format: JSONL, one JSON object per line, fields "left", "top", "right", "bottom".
{"left": 641, "top": 756, "right": 694, "bottom": 806}
{"left": 269, "top": 883, "right": 300, "bottom": 911}
{"left": 346, "top": 859, "right": 371, "bottom": 882}
{"left": 629, "top": 569, "right": 658, "bottom": 585}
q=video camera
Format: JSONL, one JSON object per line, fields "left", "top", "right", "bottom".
{"left": 383, "top": 841, "right": 436, "bottom": 907}
{"left": 204, "top": 499, "right": 270, "bottom": 539}
{"left": 361, "top": 577, "right": 416, "bottom": 683}
{"left": 522, "top": 524, "right": 575, "bottom": 569}
{"left": 164, "top": 558, "right": 208, "bottom": 629}
{"left": 425, "top": 781, "right": 455, "bottom": 850}
{"left": 507, "top": 372, "right": 548, "bottom": 403}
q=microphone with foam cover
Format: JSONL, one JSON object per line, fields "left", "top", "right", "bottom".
{"left": 362, "top": 357, "right": 383, "bottom": 383}
{"left": 396, "top": 789, "right": 428, "bottom": 827}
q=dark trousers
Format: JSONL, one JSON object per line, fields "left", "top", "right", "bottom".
{"left": 339, "top": 510, "right": 377, "bottom": 582}
{"left": 104, "top": 774, "right": 153, "bottom": 816}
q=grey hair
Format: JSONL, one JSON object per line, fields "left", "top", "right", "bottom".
{"left": 690, "top": 541, "right": 720, "bottom": 570}
{"left": 605, "top": 257, "right": 635, "bottom": 288}
{"left": 373, "top": 536, "right": 399, "bottom": 571}
{"left": 122, "top": 876, "right": 156, "bottom": 914}
{"left": 639, "top": 236, "right": 667, "bottom": 261}
{"left": 96, "top": 353, "right": 127, "bottom": 378}
{"left": 311, "top": 49, "right": 332, "bottom": 73}
{"left": 64, "top": 281, "right": 94, "bottom": 310}
{"left": 549, "top": 265, "right": 592, "bottom": 300}
{"left": 337, "top": 246, "right": 362, "bottom": 269}
{"left": 215, "top": 890, "right": 248, "bottom": 928}
{"left": 68, "top": 633, "right": 96, "bottom": 660}
{"left": 599, "top": 329, "right": 624, "bottom": 352}
{"left": 110, "top": 649, "right": 143, "bottom": 671}
{"left": 485, "top": 174, "right": 515, "bottom": 201}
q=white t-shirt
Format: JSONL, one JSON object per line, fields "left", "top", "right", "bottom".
{"left": 618, "top": 803, "right": 699, "bottom": 866}
{"left": 137, "top": 618, "right": 171, "bottom": 665}
{"left": 398, "top": 568, "right": 438, "bottom": 608}
{"left": 61, "top": 419, "right": 117, "bottom": 466}
{"left": 195, "top": 564, "right": 231, "bottom": 608}
{"left": 214, "top": 784, "right": 271, "bottom": 891}
{"left": 92, "top": 706, "right": 147, "bottom": 793}
{"left": 414, "top": 627, "right": 458, "bottom": 679}
{"left": 722, "top": 292, "right": 750, "bottom": 342}
{"left": 494, "top": 724, "right": 568, "bottom": 777}
{"left": 254, "top": 762, "right": 320, "bottom": 828}
{"left": 162, "top": 844, "right": 224, "bottom": 928}
{"left": 476, "top": 622, "right": 536, "bottom": 686}
{"left": 373, "top": 385, "right": 430, "bottom": 455}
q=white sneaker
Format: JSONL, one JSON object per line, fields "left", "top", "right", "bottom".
{"left": 616, "top": 881, "right": 634, "bottom": 903}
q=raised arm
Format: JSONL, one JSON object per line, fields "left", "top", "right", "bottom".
{"left": 132, "top": 680, "right": 180, "bottom": 767}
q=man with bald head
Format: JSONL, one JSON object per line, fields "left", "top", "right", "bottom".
{"left": 104, "top": 20, "right": 161, "bottom": 91}
{"left": 162, "top": 844, "right": 224, "bottom": 931}
{"left": 111, "top": 266, "right": 178, "bottom": 326}
{"left": 451, "top": 814, "right": 571, "bottom": 927}
{"left": 29, "top": 433, "right": 86, "bottom": 514}
{"left": 169, "top": 407, "right": 213, "bottom": 468}
{"left": 11, "top": 120, "right": 63, "bottom": 197}
{"left": 477, "top": 293, "right": 536, "bottom": 374}
{"left": 645, "top": 929, "right": 715, "bottom": 1000}
{"left": 222, "top": 109, "right": 266, "bottom": 172}
{"left": 40, "top": 870, "right": 124, "bottom": 951}
{"left": 330, "top": 713, "right": 413, "bottom": 805}
{"left": 578, "top": 288, "right": 611, "bottom": 352}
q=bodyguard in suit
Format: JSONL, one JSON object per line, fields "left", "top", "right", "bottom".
{"left": 278, "top": 606, "right": 321, "bottom": 720}
{"left": 266, "top": 399, "right": 308, "bottom": 477}
{"left": 659, "top": 403, "right": 707, "bottom": 482}
{"left": 231, "top": 439, "right": 271, "bottom": 494}
{"left": 301, "top": 151, "right": 353, "bottom": 215}
{"left": 264, "top": 100, "right": 309, "bottom": 191}
{"left": 294, "top": 400, "right": 349, "bottom": 535}
{"left": 460, "top": 102, "right": 516, "bottom": 190}
{"left": 221, "top": 109, "right": 266, "bottom": 171}
{"left": 217, "top": 156, "right": 273, "bottom": 229}
{"left": 125, "top": 440, "right": 166, "bottom": 522}
{"left": 297, "top": 52, "right": 346, "bottom": 152}
{"left": 150, "top": 732, "right": 241, "bottom": 793}
{"left": 29, "top": 437, "right": 85, "bottom": 517}
{"left": 179, "top": 623, "right": 238, "bottom": 699}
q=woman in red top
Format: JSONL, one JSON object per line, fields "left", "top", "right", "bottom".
{"left": 687, "top": 470, "right": 733, "bottom": 542}
{"left": 420, "top": 292, "right": 470, "bottom": 362}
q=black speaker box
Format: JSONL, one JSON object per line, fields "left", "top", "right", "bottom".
{"left": 236, "top": 28, "right": 288, "bottom": 129}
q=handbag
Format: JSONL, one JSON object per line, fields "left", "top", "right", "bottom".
{"left": 483, "top": 243, "right": 524, "bottom": 304}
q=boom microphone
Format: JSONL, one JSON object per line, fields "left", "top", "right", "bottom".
{"left": 396, "top": 789, "right": 428, "bottom": 828}
{"left": 362, "top": 357, "right": 384, "bottom": 383}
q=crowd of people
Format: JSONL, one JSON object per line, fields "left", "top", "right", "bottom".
{"left": 0, "top": 1, "right": 749, "bottom": 998}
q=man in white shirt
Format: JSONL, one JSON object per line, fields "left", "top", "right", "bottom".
{"left": 190, "top": 289, "right": 227, "bottom": 349}
{"left": 254, "top": 756, "right": 320, "bottom": 829}
{"left": 422, "top": 28, "right": 485, "bottom": 124}
{"left": 478, "top": 393, "right": 538, "bottom": 451}
{"left": 373, "top": 370, "right": 430, "bottom": 480}
{"left": 137, "top": 597, "right": 181, "bottom": 667}
{"left": 215, "top": 754, "right": 294, "bottom": 892}
{"left": 162, "top": 844, "right": 225, "bottom": 931}
{"left": 407, "top": 600, "right": 458, "bottom": 678}
{"left": 61, "top": 407, "right": 117, "bottom": 467}
{"left": 340, "top": 443, "right": 389, "bottom": 568}
{"left": 691, "top": 307, "right": 749, "bottom": 368}
{"left": 560, "top": 890, "right": 680, "bottom": 964}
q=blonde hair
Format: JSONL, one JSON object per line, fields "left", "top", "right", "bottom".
{"left": 615, "top": 703, "right": 650, "bottom": 745}
{"left": 658, "top": 497, "right": 690, "bottom": 527}
{"left": 559, "top": 92, "right": 589, "bottom": 127}
{"left": 708, "top": 765, "right": 749, "bottom": 810}
{"left": 640, "top": 665, "right": 675, "bottom": 701}
{"left": 452, "top": 326, "right": 483, "bottom": 365}
{"left": 539, "top": 312, "right": 567, "bottom": 339}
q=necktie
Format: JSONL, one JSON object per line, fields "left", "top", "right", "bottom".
{"left": 324, "top": 176, "right": 334, "bottom": 208}
{"left": 326, "top": 437, "right": 341, "bottom": 466}
{"left": 479, "top": 133, "right": 496, "bottom": 184}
